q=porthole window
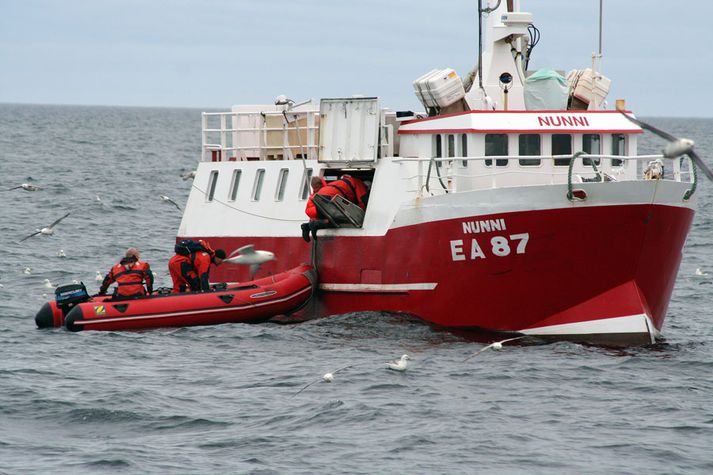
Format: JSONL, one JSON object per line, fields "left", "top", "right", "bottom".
{"left": 207, "top": 170, "right": 219, "bottom": 202}
{"left": 252, "top": 169, "right": 265, "bottom": 201}
{"left": 275, "top": 168, "right": 289, "bottom": 201}
{"left": 228, "top": 169, "right": 241, "bottom": 201}
{"left": 300, "top": 168, "right": 313, "bottom": 200}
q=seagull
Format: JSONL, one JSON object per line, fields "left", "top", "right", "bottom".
{"left": 694, "top": 268, "right": 709, "bottom": 277}
{"left": 57, "top": 249, "right": 66, "bottom": 258}
{"left": 95, "top": 271, "right": 104, "bottom": 282}
{"left": 292, "top": 365, "right": 352, "bottom": 398}
{"left": 19, "top": 212, "right": 71, "bottom": 242}
{"left": 463, "top": 337, "right": 525, "bottom": 362}
{"left": 72, "top": 279, "right": 79, "bottom": 284}
{"left": 223, "top": 244, "right": 276, "bottom": 278}
{"left": 160, "top": 194, "right": 181, "bottom": 210}
{"left": 180, "top": 170, "right": 197, "bottom": 181}
{"left": 386, "top": 354, "right": 410, "bottom": 372}
{"left": 95, "top": 194, "right": 102, "bottom": 203}
{"left": 620, "top": 112, "right": 713, "bottom": 181}
{"left": 0, "top": 283, "right": 4, "bottom": 289}
{"left": 7, "top": 183, "right": 40, "bottom": 191}
{"left": 24, "top": 267, "right": 32, "bottom": 274}
{"left": 43, "top": 279, "right": 56, "bottom": 289}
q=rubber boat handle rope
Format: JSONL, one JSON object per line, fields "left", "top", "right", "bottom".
{"left": 682, "top": 155, "right": 697, "bottom": 201}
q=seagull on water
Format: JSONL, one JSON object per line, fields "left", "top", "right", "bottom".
{"left": 223, "top": 244, "right": 276, "bottom": 278}
{"left": 95, "top": 271, "right": 104, "bottom": 282}
{"left": 43, "top": 279, "right": 56, "bottom": 289}
{"left": 24, "top": 267, "right": 32, "bottom": 274}
{"left": 292, "top": 365, "right": 352, "bottom": 397}
{"left": 7, "top": 183, "right": 40, "bottom": 191}
{"left": 386, "top": 354, "right": 410, "bottom": 372}
{"left": 19, "top": 213, "right": 71, "bottom": 242}
{"left": 160, "top": 194, "right": 181, "bottom": 210}
{"left": 57, "top": 249, "right": 66, "bottom": 258}
{"left": 694, "top": 268, "right": 709, "bottom": 277}
{"left": 180, "top": 170, "right": 197, "bottom": 181}
{"left": 463, "top": 337, "right": 525, "bottom": 362}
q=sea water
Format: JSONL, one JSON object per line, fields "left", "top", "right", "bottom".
{"left": 1, "top": 104, "right": 712, "bottom": 474}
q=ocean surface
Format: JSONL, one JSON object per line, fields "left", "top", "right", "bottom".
{"left": 1, "top": 103, "right": 712, "bottom": 474}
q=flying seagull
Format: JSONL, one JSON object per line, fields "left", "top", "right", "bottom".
{"left": 19, "top": 213, "right": 70, "bottom": 242}
{"left": 620, "top": 112, "right": 713, "bottom": 181}
{"left": 463, "top": 336, "right": 525, "bottom": 362}
{"left": 7, "top": 183, "right": 40, "bottom": 191}
{"left": 292, "top": 365, "right": 352, "bottom": 398}
{"left": 386, "top": 354, "right": 411, "bottom": 372}
{"left": 160, "top": 195, "right": 181, "bottom": 210}
{"left": 223, "top": 244, "right": 276, "bottom": 278}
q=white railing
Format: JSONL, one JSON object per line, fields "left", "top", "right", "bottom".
{"left": 392, "top": 153, "right": 693, "bottom": 195}
{"left": 202, "top": 110, "right": 320, "bottom": 162}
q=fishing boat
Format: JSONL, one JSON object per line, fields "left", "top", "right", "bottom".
{"left": 35, "top": 265, "right": 315, "bottom": 331}
{"left": 175, "top": 1, "right": 709, "bottom": 345}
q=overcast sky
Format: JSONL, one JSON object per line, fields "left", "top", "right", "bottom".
{"left": 1, "top": 0, "right": 710, "bottom": 117}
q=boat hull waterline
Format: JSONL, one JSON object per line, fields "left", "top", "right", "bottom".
{"left": 197, "top": 203, "right": 693, "bottom": 346}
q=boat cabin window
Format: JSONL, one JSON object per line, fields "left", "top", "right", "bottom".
{"left": 433, "top": 135, "right": 442, "bottom": 158}
{"left": 611, "top": 133, "right": 626, "bottom": 167}
{"left": 583, "top": 134, "right": 601, "bottom": 166}
{"left": 485, "top": 134, "right": 508, "bottom": 167}
{"left": 447, "top": 134, "right": 456, "bottom": 158}
{"left": 228, "top": 170, "right": 241, "bottom": 201}
{"left": 552, "top": 134, "right": 572, "bottom": 166}
{"left": 460, "top": 134, "right": 468, "bottom": 167}
{"left": 518, "top": 134, "right": 541, "bottom": 166}
{"left": 251, "top": 169, "right": 265, "bottom": 201}
{"left": 207, "top": 170, "right": 219, "bottom": 202}
{"left": 275, "top": 168, "right": 289, "bottom": 201}
{"left": 299, "top": 168, "right": 313, "bottom": 200}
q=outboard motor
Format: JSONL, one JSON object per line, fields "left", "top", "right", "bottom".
{"left": 35, "top": 282, "right": 90, "bottom": 329}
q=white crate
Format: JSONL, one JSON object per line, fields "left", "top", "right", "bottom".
{"left": 413, "top": 68, "right": 466, "bottom": 109}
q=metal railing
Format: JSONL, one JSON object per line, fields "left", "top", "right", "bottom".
{"left": 392, "top": 153, "right": 694, "bottom": 196}
{"left": 202, "top": 110, "right": 320, "bottom": 162}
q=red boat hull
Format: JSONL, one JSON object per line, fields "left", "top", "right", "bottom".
{"left": 60, "top": 265, "right": 315, "bottom": 332}
{"left": 196, "top": 203, "right": 693, "bottom": 344}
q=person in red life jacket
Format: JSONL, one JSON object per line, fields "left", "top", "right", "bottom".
{"left": 193, "top": 246, "right": 226, "bottom": 292}
{"left": 301, "top": 175, "right": 369, "bottom": 242}
{"left": 168, "top": 243, "right": 200, "bottom": 293}
{"left": 98, "top": 247, "right": 154, "bottom": 298}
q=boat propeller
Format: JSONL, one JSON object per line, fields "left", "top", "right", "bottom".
{"left": 620, "top": 112, "right": 713, "bottom": 181}
{"left": 223, "top": 244, "right": 276, "bottom": 278}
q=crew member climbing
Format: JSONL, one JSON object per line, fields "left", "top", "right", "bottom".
{"left": 301, "top": 175, "right": 369, "bottom": 242}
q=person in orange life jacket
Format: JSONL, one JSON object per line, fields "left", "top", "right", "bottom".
{"left": 193, "top": 247, "right": 226, "bottom": 291}
{"left": 168, "top": 243, "right": 200, "bottom": 293}
{"left": 301, "top": 175, "right": 369, "bottom": 242}
{"left": 99, "top": 247, "right": 153, "bottom": 297}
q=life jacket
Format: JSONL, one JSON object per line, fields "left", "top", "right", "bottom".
{"left": 104, "top": 257, "right": 152, "bottom": 297}
{"left": 168, "top": 254, "right": 198, "bottom": 293}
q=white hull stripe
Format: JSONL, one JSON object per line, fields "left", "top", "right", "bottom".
{"left": 519, "top": 314, "right": 656, "bottom": 343}
{"left": 76, "top": 286, "right": 312, "bottom": 326}
{"left": 319, "top": 283, "right": 438, "bottom": 293}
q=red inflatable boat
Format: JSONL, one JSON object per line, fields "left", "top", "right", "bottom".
{"left": 35, "top": 265, "right": 316, "bottom": 331}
